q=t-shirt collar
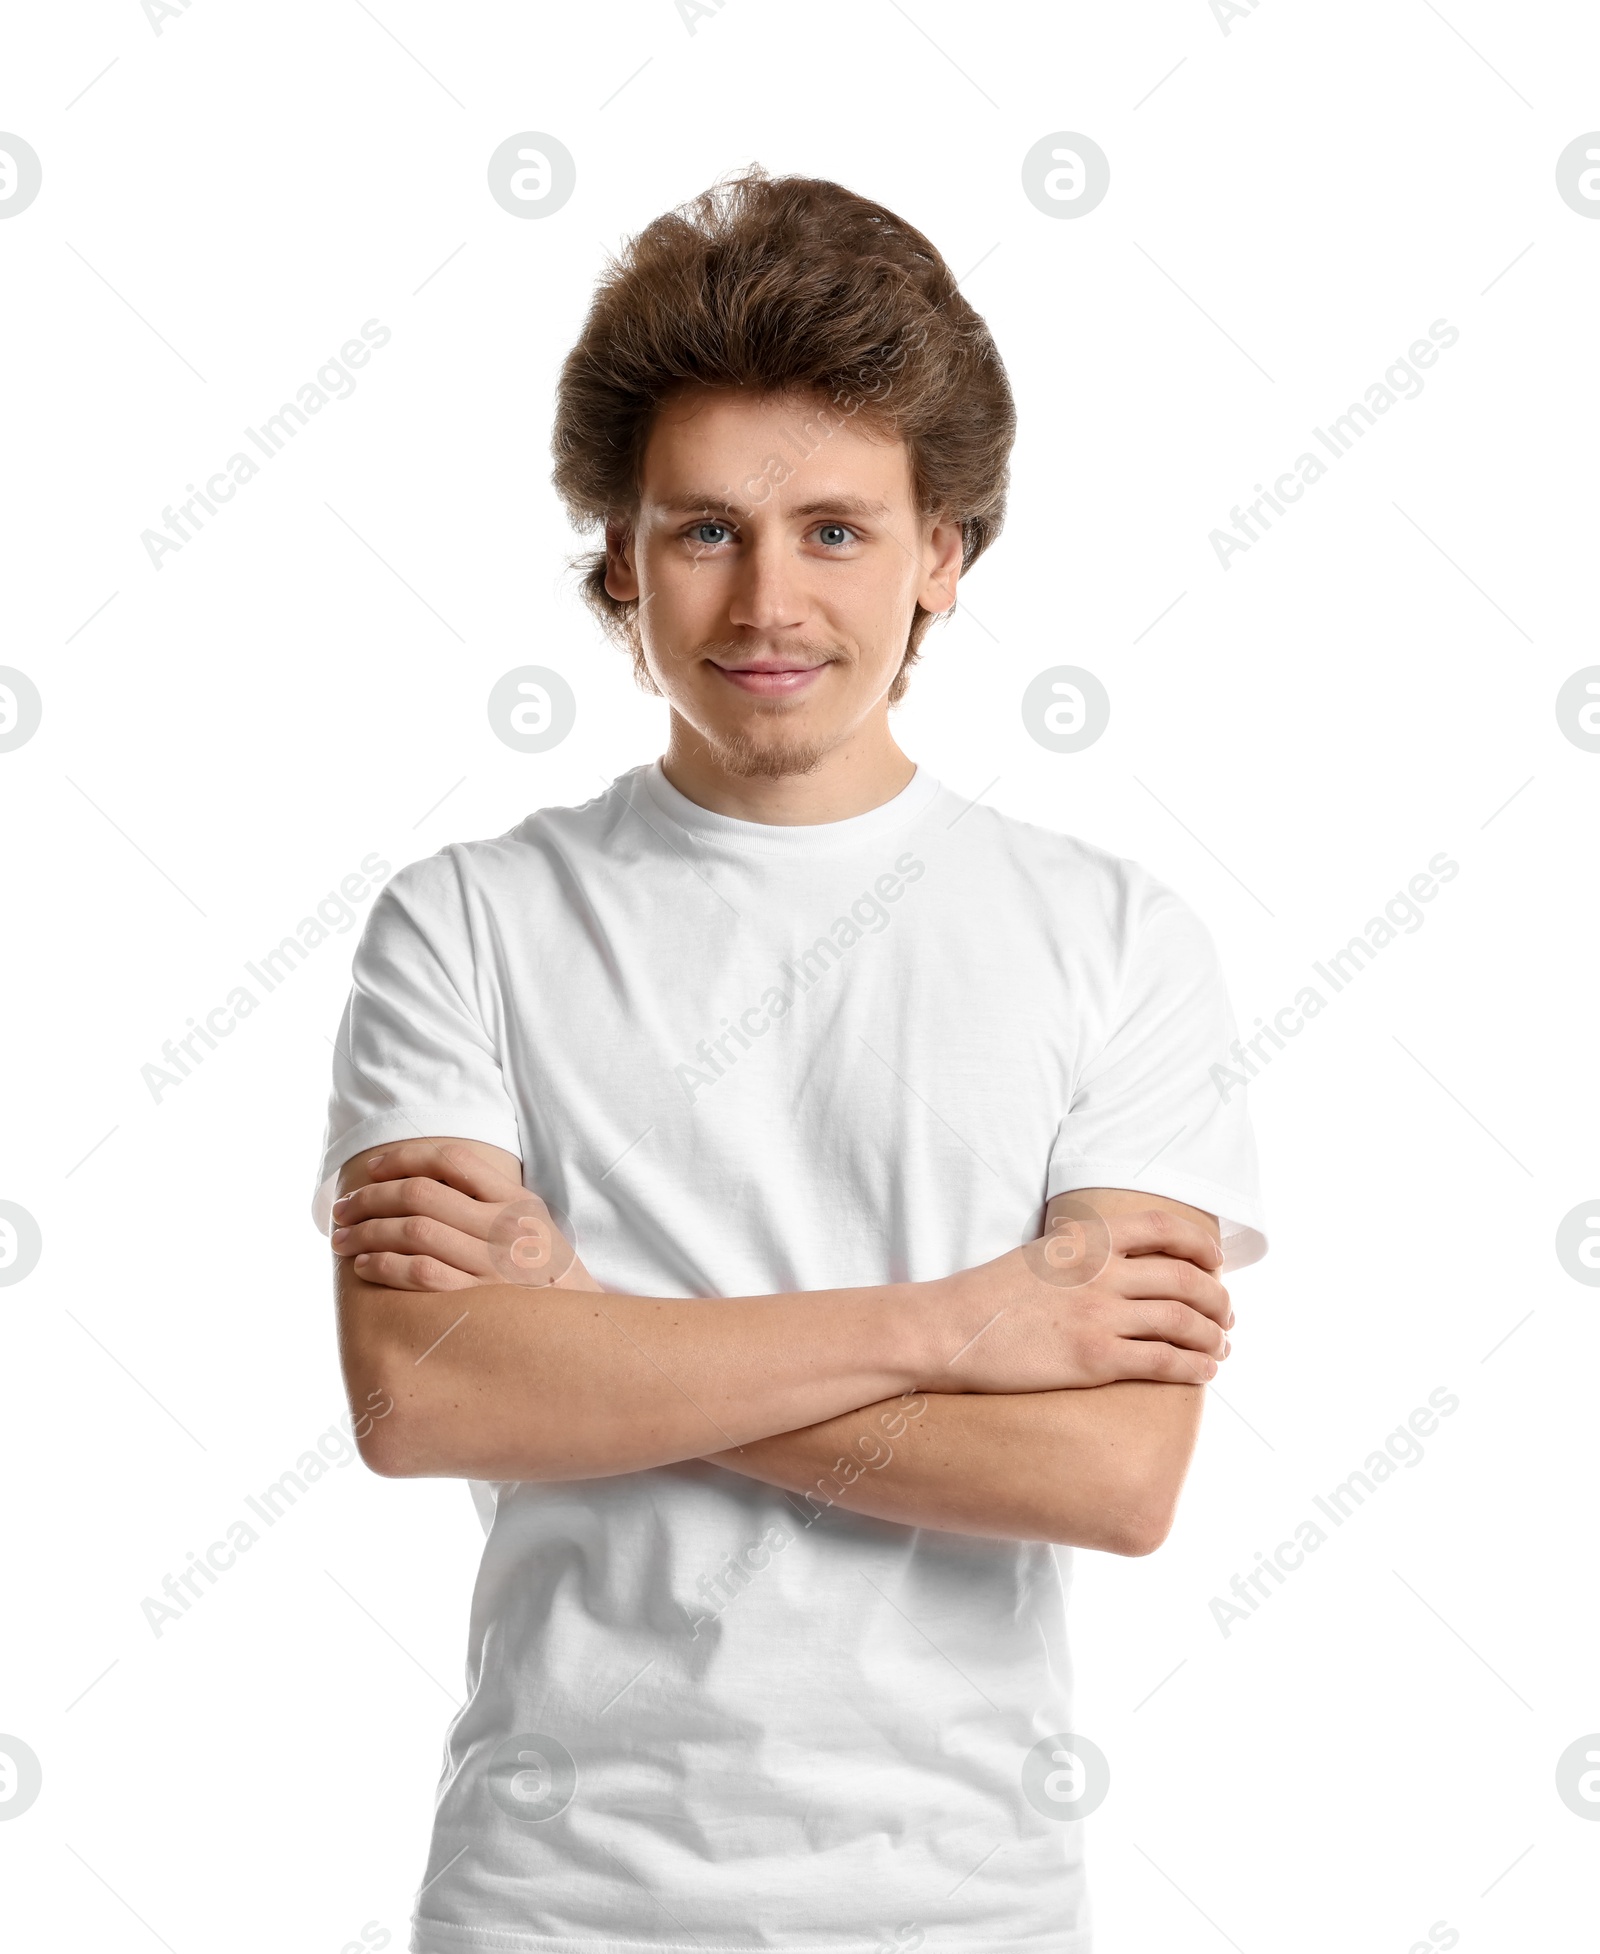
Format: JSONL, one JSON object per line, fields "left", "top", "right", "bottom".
{"left": 633, "top": 757, "right": 942, "bottom": 855}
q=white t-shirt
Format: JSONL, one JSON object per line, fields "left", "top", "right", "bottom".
{"left": 313, "top": 761, "right": 1267, "bottom": 1954}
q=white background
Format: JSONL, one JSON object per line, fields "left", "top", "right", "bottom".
{"left": 2, "top": 2, "right": 1597, "bottom": 1950}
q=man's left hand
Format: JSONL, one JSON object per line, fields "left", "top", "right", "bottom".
{"left": 329, "top": 1140, "right": 599, "bottom": 1292}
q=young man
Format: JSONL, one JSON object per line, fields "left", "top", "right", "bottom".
{"left": 316, "top": 171, "right": 1267, "bottom": 1954}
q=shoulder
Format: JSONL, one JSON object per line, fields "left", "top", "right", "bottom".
{"left": 376, "top": 774, "right": 637, "bottom": 918}
{"left": 948, "top": 798, "right": 1210, "bottom": 953}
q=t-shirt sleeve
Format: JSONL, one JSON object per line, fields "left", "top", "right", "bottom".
{"left": 1047, "top": 874, "right": 1268, "bottom": 1271}
{"left": 309, "top": 854, "right": 523, "bottom": 1234}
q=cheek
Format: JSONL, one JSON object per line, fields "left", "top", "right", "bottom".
{"left": 849, "top": 558, "right": 924, "bottom": 637}
{"left": 638, "top": 544, "right": 712, "bottom": 615}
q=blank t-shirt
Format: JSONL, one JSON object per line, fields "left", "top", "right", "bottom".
{"left": 313, "top": 760, "right": 1267, "bottom": 1954}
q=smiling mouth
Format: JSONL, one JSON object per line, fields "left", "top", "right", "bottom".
{"left": 709, "top": 660, "right": 832, "bottom": 696}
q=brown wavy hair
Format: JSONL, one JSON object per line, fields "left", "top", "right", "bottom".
{"left": 550, "top": 167, "right": 1015, "bottom": 702}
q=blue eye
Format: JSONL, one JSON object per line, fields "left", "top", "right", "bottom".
{"left": 690, "top": 521, "right": 731, "bottom": 546}
{"left": 815, "top": 524, "right": 853, "bottom": 547}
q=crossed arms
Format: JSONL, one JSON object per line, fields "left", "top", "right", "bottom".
{"left": 330, "top": 1138, "right": 1236, "bottom": 1557}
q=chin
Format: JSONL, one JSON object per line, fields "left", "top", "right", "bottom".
{"left": 710, "top": 718, "right": 837, "bottom": 780}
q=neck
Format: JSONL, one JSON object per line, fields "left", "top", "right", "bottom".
{"left": 660, "top": 711, "right": 916, "bottom": 825}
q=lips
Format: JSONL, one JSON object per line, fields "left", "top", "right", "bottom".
{"left": 710, "top": 660, "right": 830, "bottom": 696}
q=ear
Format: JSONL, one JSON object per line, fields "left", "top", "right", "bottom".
{"left": 603, "top": 522, "right": 639, "bottom": 602}
{"left": 916, "top": 517, "right": 964, "bottom": 616}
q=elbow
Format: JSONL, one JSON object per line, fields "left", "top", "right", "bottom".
{"left": 342, "top": 1352, "right": 506, "bottom": 1481}
{"left": 352, "top": 1396, "right": 409, "bottom": 1477}
{"left": 338, "top": 1297, "right": 434, "bottom": 1477}
{"left": 1102, "top": 1480, "right": 1182, "bottom": 1558}
{"left": 342, "top": 1352, "right": 417, "bottom": 1477}
{"left": 1109, "top": 1505, "right": 1176, "bottom": 1558}
{"left": 356, "top": 1413, "right": 412, "bottom": 1478}
{"left": 353, "top": 1377, "right": 440, "bottom": 1479}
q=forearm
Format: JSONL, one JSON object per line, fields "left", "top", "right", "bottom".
{"left": 700, "top": 1379, "right": 1206, "bottom": 1554}
{"left": 335, "top": 1150, "right": 1229, "bottom": 1496}
{"left": 347, "top": 1272, "right": 937, "bottom": 1482}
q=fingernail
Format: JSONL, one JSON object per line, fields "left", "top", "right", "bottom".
{"left": 354, "top": 1253, "right": 370, "bottom": 1268}
{"left": 367, "top": 1154, "right": 385, "bottom": 1170}
{"left": 331, "top": 1227, "right": 349, "bottom": 1244}
{"left": 331, "top": 1196, "right": 351, "bottom": 1216}
{"left": 1222, "top": 1336, "right": 1231, "bottom": 1357}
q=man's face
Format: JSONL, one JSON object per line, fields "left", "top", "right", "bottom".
{"left": 604, "top": 387, "right": 963, "bottom": 778}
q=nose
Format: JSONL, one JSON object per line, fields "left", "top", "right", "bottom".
{"left": 725, "top": 530, "right": 807, "bottom": 635}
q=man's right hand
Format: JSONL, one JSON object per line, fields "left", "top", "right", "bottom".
{"left": 330, "top": 1144, "right": 1234, "bottom": 1481}
{"left": 915, "top": 1204, "right": 1231, "bottom": 1395}
{"left": 332, "top": 1153, "right": 1230, "bottom": 1396}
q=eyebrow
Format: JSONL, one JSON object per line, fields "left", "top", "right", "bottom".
{"left": 655, "top": 491, "right": 894, "bottom": 522}
{"left": 789, "top": 496, "right": 893, "bottom": 520}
